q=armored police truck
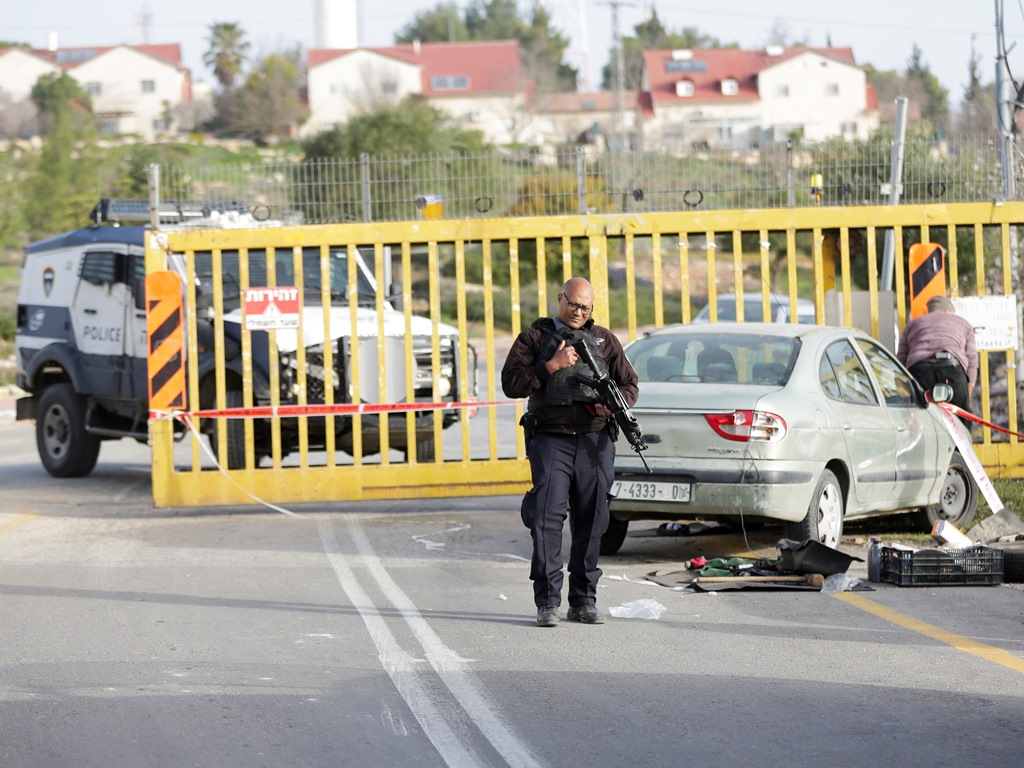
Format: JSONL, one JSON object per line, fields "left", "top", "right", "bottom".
{"left": 15, "top": 202, "right": 477, "bottom": 476}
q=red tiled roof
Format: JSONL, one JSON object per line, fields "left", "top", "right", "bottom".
{"left": 308, "top": 40, "right": 524, "bottom": 95}
{"left": 866, "top": 82, "right": 878, "bottom": 111}
{"left": 643, "top": 46, "right": 861, "bottom": 105}
{"left": 30, "top": 44, "right": 183, "bottom": 69}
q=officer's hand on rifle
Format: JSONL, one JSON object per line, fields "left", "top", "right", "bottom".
{"left": 544, "top": 340, "right": 578, "bottom": 373}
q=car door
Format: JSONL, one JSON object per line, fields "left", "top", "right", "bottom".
{"left": 856, "top": 339, "right": 946, "bottom": 506}
{"left": 71, "top": 249, "right": 132, "bottom": 397}
{"left": 125, "top": 252, "right": 150, "bottom": 399}
{"left": 818, "top": 338, "right": 896, "bottom": 506}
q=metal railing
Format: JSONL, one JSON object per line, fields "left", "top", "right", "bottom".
{"left": 154, "top": 135, "right": 1022, "bottom": 226}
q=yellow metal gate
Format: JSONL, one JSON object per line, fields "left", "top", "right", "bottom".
{"left": 145, "top": 201, "right": 1024, "bottom": 508}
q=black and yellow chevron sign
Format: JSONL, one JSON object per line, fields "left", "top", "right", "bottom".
{"left": 146, "top": 270, "right": 185, "bottom": 413}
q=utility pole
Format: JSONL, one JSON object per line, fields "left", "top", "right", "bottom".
{"left": 996, "top": 0, "right": 1016, "bottom": 200}
{"left": 995, "top": 0, "right": 1024, "bottom": 385}
{"left": 880, "top": 96, "right": 909, "bottom": 293}
{"left": 604, "top": 0, "right": 626, "bottom": 152}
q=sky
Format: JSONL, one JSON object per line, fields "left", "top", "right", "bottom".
{"left": 3, "top": 1, "right": 1020, "bottom": 104}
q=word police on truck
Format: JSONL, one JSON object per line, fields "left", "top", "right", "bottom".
{"left": 15, "top": 200, "right": 477, "bottom": 476}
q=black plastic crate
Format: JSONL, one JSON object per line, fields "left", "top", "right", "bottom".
{"left": 880, "top": 546, "right": 1003, "bottom": 586}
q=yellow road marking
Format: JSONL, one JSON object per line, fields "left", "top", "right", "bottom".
{"left": 836, "top": 592, "right": 1024, "bottom": 674}
{"left": 0, "top": 512, "right": 36, "bottom": 536}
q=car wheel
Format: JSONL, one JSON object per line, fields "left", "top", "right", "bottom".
{"left": 917, "top": 452, "right": 978, "bottom": 531}
{"left": 36, "top": 383, "right": 101, "bottom": 478}
{"left": 208, "top": 389, "right": 248, "bottom": 469}
{"left": 994, "top": 543, "right": 1024, "bottom": 583}
{"left": 785, "top": 469, "right": 844, "bottom": 547}
{"left": 600, "top": 516, "right": 629, "bottom": 555}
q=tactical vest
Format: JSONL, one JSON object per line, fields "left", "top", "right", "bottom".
{"left": 527, "top": 318, "right": 610, "bottom": 410}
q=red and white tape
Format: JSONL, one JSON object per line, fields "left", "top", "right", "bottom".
{"left": 933, "top": 402, "right": 1005, "bottom": 514}
{"left": 151, "top": 397, "right": 518, "bottom": 422}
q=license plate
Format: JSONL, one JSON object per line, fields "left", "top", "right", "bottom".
{"left": 611, "top": 480, "right": 691, "bottom": 502}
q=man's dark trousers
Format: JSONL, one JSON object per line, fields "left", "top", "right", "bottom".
{"left": 909, "top": 360, "right": 971, "bottom": 425}
{"left": 520, "top": 430, "right": 615, "bottom": 608}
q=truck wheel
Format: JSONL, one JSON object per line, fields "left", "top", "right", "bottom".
{"left": 208, "top": 390, "right": 248, "bottom": 469}
{"left": 917, "top": 452, "right": 978, "bottom": 531}
{"left": 413, "top": 438, "right": 435, "bottom": 462}
{"left": 785, "top": 469, "right": 844, "bottom": 547}
{"left": 36, "top": 383, "right": 101, "bottom": 478}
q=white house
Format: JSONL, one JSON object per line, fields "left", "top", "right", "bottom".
{"left": 46, "top": 44, "right": 193, "bottom": 139}
{"left": 0, "top": 47, "right": 62, "bottom": 137}
{"left": 303, "top": 40, "right": 528, "bottom": 145}
{"left": 0, "top": 43, "right": 193, "bottom": 140}
{"left": 640, "top": 46, "right": 879, "bottom": 150}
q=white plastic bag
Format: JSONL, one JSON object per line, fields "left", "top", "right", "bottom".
{"left": 820, "top": 573, "right": 861, "bottom": 593}
{"left": 608, "top": 598, "right": 667, "bottom": 620}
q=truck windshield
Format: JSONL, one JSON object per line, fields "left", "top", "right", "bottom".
{"left": 195, "top": 246, "right": 379, "bottom": 306}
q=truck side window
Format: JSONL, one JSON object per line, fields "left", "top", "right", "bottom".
{"left": 80, "top": 251, "right": 122, "bottom": 286}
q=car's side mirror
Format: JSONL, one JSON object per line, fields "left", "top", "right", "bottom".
{"left": 930, "top": 383, "right": 954, "bottom": 403}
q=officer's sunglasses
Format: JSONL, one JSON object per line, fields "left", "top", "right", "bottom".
{"left": 560, "top": 294, "right": 592, "bottom": 315}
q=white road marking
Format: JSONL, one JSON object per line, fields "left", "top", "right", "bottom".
{"left": 319, "top": 516, "right": 544, "bottom": 768}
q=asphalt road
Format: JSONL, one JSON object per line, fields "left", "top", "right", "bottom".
{"left": 2, "top": 418, "right": 1024, "bottom": 767}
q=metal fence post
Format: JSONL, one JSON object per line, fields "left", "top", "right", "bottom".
{"left": 361, "top": 153, "right": 372, "bottom": 222}
{"left": 576, "top": 148, "right": 586, "bottom": 214}
{"left": 786, "top": 141, "right": 795, "bottom": 207}
{"left": 148, "top": 164, "right": 160, "bottom": 229}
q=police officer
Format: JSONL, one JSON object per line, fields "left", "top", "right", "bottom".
{"left": 501, "top": 277, "right": 639, "bottom": 627}
{"left": 896, "top": 295, "right": 978, "bottom": 420}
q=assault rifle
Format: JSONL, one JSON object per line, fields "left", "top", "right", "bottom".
{"left": 569, "top": 339, "right": 652, "bottom": 473}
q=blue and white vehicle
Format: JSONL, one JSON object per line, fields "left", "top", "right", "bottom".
{"left": 15, "top": 203, "right": 476, "bottom": 476}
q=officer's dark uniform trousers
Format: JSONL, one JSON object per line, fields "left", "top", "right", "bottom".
{"left": 521, "top": 429, "right": 615, "bottom": 608}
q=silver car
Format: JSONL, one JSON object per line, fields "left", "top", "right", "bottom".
{"left": 605, "top": 323, "right": 977, "bottom": 554}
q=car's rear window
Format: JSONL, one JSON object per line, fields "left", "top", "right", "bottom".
{"left": 627, "top": 334, "right": 800, "bottom": 386}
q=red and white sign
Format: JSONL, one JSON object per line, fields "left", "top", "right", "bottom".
{"left": 244, "top": 287, "right": 300, "bottom": 331}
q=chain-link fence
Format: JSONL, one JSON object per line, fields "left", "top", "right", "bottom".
{"left": 148, "top": 135, "right": 1022, "bottom": 227}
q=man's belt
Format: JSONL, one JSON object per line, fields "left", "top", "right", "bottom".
{"left": 931, "top": 351, "right": 960, "bottom": 367}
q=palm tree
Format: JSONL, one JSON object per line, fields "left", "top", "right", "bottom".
{"left": 203, "top": 22, "right": 250, "bottom": 94}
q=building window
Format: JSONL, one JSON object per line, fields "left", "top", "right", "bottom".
{"left": 777, "top": 84, "right": 790, "bottom": 97}
{"left": 721, "top": 78, "right": 739, "bottom": 96}
{"left": 330, "top": 82, "right": 346, "bottom": 96}
{"left": 430, "top": 75, "right": 470, "bottom": 91}
{"left": 85, "top": 82, "right": 102, "bottom": 96}
{"left": 675, "top": 80, "right": 694, "bottom": 97}
{"left": 55, "top": 49, "right": 97, "bottom": 64}
{"left": 141, "top": 80, "right": 156, "bottom": 93}
{"left": 841, "top": 122, "right": 857, "bottom": 136}
{"left": 826, "top": 82, "right": 840, "bottom": 96}
{"left": 98, "top": 120, "right": 118, "bottom": 136}
{"left": 152, "top": 118, "right": 172, "bottom": 132}
{"left": 666, "top": 60, "right": 706, "bottom": 73}
{"left": 381, "top": 80, "right": 398, "bottom": 96}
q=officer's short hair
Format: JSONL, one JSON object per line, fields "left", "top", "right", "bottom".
{"left": 927, "top": 295, "right": 955, "bottom": 313}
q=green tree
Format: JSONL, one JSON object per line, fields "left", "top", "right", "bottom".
{"left": 305, "top": 99, "right": 489, "bottom": 159}
{"left": 24, "top": 72, "right": 98, "bottom": 237}
{"left": 905, "top": 44, "right": 950, "bottom": 136}
{"left": 204, "top": 22, "right": 250, "bottom": 130}
{"left": 302, "top": 99, "right": 492, "bottom": 222}
{"left": 232, "top": 52, "right": 308, "bottom": 140}
{"left": 396, "top": 2, "right": 469, "bottom": 42}
{"left": 957, "top": 41, "right": 996, "bottom": 136}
